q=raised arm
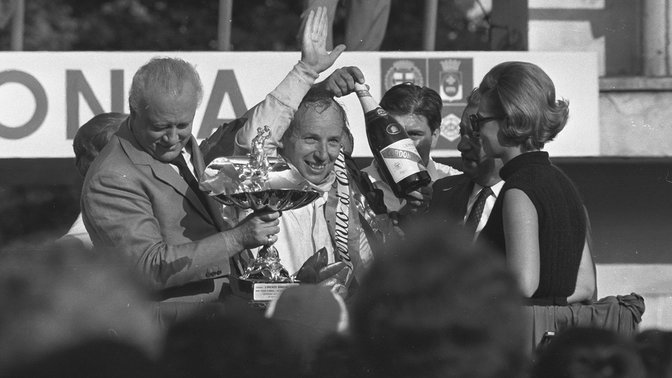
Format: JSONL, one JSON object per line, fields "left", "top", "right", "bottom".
{"left": 234, "top": 6, "right": 345, "bottom": 155}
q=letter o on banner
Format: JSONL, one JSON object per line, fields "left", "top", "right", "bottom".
{"left": 0, "top": 70, "right": 48, "bottom": 139}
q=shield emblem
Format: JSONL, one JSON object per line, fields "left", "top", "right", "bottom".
{"left": 440, "top": 71, "right": 463, "bottom": 102}
{"left": 440, "top": 113, "right": 461, "bottom": 142}
{"left": 384, "top": 60, "right": 425, "bottom": 90}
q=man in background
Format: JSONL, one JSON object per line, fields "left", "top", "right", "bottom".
{"left": 429, "top": 89, "right": 504, "bottom": 240}
{"left": 59, "top": 112, "right": 128, "bottom": 249}
{"left": 320, "top": 66, "right": 461, "bottom": 214}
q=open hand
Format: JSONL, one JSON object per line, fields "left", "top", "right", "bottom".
{"left": 301, "top": 6, "right": 346, "bottom": 74}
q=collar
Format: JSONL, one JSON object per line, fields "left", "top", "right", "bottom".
{"left": 285, "top": 160, "right": 336, "bottom": 193}
{"left": 425, "top": 158, "right": 439, "bottom": 180}
{"left": 500, "top": 151, "right": 550, "bottom": 180}
{"left": 470, "top": 179, "right": 505, "bottom": 199}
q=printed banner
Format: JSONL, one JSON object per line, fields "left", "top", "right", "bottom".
{"left": 0, "top": 51, "right": 599, "bottom": 158}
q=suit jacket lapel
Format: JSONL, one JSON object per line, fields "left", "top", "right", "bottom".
{"left": 432, "top": 174, "right": 474, "bottom": 225}
{"left": 452, "top": 179, "right": 474, "bottom": 221}
{"left": 191, "top": 138, "right": 228, "bottom": 231}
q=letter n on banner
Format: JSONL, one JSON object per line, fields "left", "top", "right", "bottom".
{"left": 66, "top": 70, "right": 125, "bottom": 139}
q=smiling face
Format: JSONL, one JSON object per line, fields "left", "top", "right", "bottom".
{"left": 475, "top": 93, "right": 506, "bottom": 160}
{"left": 130, "top": 81, "right": 198, "bottom": 163}
{"left": 390, "top": 113, "right": 438, "bottom": 167}
{"left": 280, "top": 103, "right": 344, "bottom": 185}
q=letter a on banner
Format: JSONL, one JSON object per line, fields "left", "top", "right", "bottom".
{"left": 198, "top": 70, "right": 247, "bottom": 138}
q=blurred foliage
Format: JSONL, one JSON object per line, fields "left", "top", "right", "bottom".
{"left": 0, "top": 0, "right": 489, "bottom": 51}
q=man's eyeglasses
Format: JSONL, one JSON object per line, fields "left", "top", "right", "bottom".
{"left": 468, "top": 113, "right": 504, "bottom": 134}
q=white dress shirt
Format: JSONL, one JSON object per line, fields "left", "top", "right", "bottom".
{"left": 464, "top": 180, "right": 505, "bottom": 237}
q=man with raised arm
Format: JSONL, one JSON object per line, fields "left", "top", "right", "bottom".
{"left": 81, "top": 8, "right": 338, "bottom": 313}
{"left": 232, "top": 9, "right": 385, "bottom": 289}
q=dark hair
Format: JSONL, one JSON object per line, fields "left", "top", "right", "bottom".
{"left": 380, "top": 83, "right": 443, "bottom": 132}
{"left": 533, "top": 327, "right": 645, "bottom": 378}
{"left": 478, "top": 61, "right": 569, "bottom": 151}
{"left": 634, "top": 329, "right": 672, "bottom": 378}
{"left": 0, "top": 239, "right": 160, "bottom": 374}
{"left": 351, "top": 219, "right": 526, "bottom": 378}
{"left": 161, "top": 305, "right": 298, "bottom": 378}
{"left": 73, "top": 112, "right": 127, "bottom": 177}
{"left": 466, "top": 87, "right": 480, "bottom": 109}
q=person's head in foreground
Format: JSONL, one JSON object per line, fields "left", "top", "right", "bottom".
{"left": 0, "top": 238, "right": 161, "bottom": 375}
{"left": 129, "top": 57, "right": 203, "bottom": 163}
{"left": 475, "top": 61, "right": 569, "bottom": 161}
{"left": 161, "top": 304, "right": 297, "bottom": 378}
{"left": 350, "top": 219, "right": 526, "bottom": 378}
{"left": 634, "top": 329, "right": 672, "bottom": 378}
{"left": 532, "top": 326, "right": 645, "bottom": 378}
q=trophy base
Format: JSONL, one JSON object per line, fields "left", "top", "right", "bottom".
{"left": 230, "top": 276, "right": 299, "bottom": 303}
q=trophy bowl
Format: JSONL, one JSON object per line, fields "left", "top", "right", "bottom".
{"left": 200, "top": 148, "right": 322, "bottom": 291}
{"left": 212, "top": 189, "right": 321, "bottom": 212}
{"left": 199, "top": 126, "right": 324, "bottom": 300}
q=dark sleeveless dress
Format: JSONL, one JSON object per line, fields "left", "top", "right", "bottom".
{"left": 479, "top": 151, "right": 586, "bottom": 305}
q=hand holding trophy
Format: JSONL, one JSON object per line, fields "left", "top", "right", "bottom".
{"left": 200, "top": 126, "right": 322, "bottom": 300}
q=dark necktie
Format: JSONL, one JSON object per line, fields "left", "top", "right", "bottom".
{"left": 171, "top": 154, "right": 216, "bottom": 222}
{"left": 465, "top": 186, "right": 492, "bottom": 235}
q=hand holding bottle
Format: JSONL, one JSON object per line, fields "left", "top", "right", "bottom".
{"left": 320, "top": 66, "right": 365, "bottom": 97}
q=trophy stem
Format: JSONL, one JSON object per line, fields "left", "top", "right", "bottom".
{"left": 243, "top": 245, "right": 292, "bottom": 282}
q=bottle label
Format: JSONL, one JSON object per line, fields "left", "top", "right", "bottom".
{"left": 385, "top": 123, "right": 401, "bottom": 135}
{"left": 379, "top": 138, "right": 425, "bottom": 183}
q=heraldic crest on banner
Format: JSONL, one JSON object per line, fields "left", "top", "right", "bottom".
{"left": 384, "top": 60, "right": 425, "bottom": 90}
{"left": 440, "top": 113, "right": 461, "bottom": 142}
{"left": 439, "top": 59, "right": 463, "bottom": 103}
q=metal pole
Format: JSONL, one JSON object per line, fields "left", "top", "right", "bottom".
{"left": 422, "top": 0, "right": 438, "bottom": 51}
{"left": 218, "top": 0, "right": 233, "bottom": 51}
{"left": 10, "top": 0, "right": 24, "bottom": 51}
{"left": 642, "top": 0, "right": 666, "bottom": 76}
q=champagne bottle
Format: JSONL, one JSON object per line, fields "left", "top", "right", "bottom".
{"left": 355, "top": 83, "right": 431, "bottom": 198}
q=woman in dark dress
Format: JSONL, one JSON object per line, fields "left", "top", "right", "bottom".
{"left": 474, "top": 61, "right": 596, "bottom": 305}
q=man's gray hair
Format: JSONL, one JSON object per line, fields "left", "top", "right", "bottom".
{"left": 128, "top": 57, "right": 203, "bottom": 113}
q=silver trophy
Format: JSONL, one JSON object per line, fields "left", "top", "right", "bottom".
{"left": 200, "top": 126, "right": 320, "bottom": 283}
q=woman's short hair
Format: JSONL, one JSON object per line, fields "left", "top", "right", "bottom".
{"left": 478, "top": 61, "right": 569, "bottom": 151}
{"left": 380, "top": 83, "right": 443, "bottom": 133}
{"left": 533, "top": 327, "right": 645, "bottom": 378}
{"left": 128, "top": 57, "right": 203, "bottom": 113}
